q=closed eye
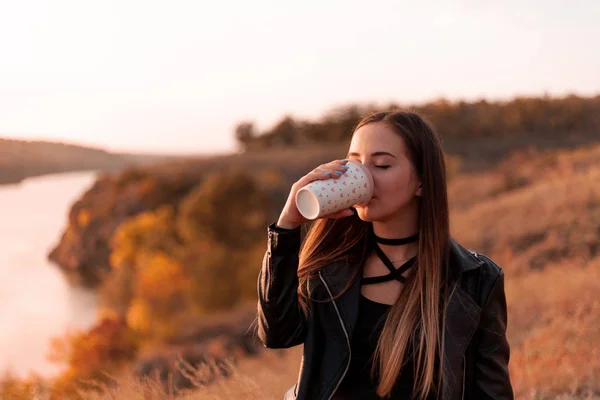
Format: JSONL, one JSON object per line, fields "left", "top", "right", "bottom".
{"left": 375, "top": 165, "right": 390, "bottom": 169}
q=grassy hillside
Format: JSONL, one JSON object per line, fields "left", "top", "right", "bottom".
{"left": 4, "top": 142, "right": 598, "bottom": 400}
{"left": 0, "top": 138, "right": 170, "bottom": 185}
{"left": 122, "top": 144, "right": 600, "bottom": 399}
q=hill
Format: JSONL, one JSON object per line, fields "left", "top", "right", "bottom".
{"left": 0, "top": 138, "right": 172, "bottom": 185}
{"left": 5, "top": 142, "right": 597, "bottom": 399}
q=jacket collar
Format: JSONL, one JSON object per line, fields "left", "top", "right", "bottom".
{"left": 448, "top": 238, "right": 484, "bottom": 275}
{"left": 319, "top": 238, "right": 483, "bottom": 286}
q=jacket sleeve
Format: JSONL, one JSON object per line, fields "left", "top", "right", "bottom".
{"left": 473, "top": 265, "right": 514, "bottom": 399}
{"left": 256, "top": 222, "right": 308, "bottom": 349}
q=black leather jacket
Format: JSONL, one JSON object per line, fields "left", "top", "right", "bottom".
{"left": 257, "top": 223, "right": 514, "bottom": 400}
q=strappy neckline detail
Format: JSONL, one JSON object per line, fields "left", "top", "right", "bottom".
{"left": 361, "top": 238, "right": 417, "bottom": 285}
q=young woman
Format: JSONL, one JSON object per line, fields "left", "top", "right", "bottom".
{"left": 256, "top": 111, "right": 513, "bottom": 400}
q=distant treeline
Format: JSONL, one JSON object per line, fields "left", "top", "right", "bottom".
{"left": 235, "top": 94, "right": 600, "bottom": 151}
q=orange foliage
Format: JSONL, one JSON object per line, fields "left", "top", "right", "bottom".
{"left": 176, "top": 170, "right": 270, "bottom": 248}
{"left": 136, "top": 252, "right": 190, "bottom": 298}
{"left": 47, "top": 317, "right": 139, "bottom": 399}
{"left": 0, "top": 371, "right": 47, "bottom": 400}
{"left": 109, "top": 205, "right": 181, "bottom": 270}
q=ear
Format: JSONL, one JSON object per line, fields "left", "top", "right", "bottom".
{"left": 415, "top": 182, "right": 423, "bottom": 197}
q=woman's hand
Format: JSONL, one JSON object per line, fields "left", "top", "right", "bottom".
{"left": 277, "top": 159, "right": 355, "bottom": 229}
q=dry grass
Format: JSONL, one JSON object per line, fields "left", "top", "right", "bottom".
{"left": 77, "top": 348, "right": 301, "bottom": 400}
{"left": 451, "top": 145, "right": 600, "bottom": 275}
{"left": 507, "top": 259, "right": 600, "bottom": 399}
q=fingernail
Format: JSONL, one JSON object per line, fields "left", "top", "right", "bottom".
{"left": 335, "top": 171, "right": 343, "bottom": 175}
{"left": 341, "top": 159, "right": 348, "bottom": 162}
{"left": 325, "top": 171, "right": 332, "bottom": 175}
{"left": 341, "top": 166, "right": 349, "bottom": 170}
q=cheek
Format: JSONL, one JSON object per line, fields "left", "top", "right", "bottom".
{"left": 370, "top": 173, "right": 419, "bottom": 214}
{"left": 374, "top": 170, "right": 412, "bottom": 198}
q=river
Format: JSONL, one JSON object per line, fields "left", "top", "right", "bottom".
{"left": 0, "top": 171, "right": 99, "bottom": 378}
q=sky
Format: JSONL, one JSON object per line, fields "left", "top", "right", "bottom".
{"left": 1, "top": 0, "right": 599, "bottom": 155}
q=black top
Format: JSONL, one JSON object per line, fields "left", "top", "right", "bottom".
{"left": 335, "top": 283, "right": 433, "bottom": 399}
{"left": 333, "top": 234, "right": 436, "bottom": 399}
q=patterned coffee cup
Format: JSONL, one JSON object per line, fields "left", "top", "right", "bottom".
{"left": 295, "top": 159, "right": 374, "bottom": 220}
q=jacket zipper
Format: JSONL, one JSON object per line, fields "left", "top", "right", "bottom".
{"left": 318, "top": 271, "right": 352, "bottom": 400}
{"left": 461, "top": 355, "right": 466, "bottom": 400}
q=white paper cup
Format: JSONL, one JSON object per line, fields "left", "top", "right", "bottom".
{"left": 295, "top": 160, "right": 374, "bottom": 220}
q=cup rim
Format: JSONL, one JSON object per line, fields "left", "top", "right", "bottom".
{"left": 295, "top": 186, "right": 320, "bottom": 220}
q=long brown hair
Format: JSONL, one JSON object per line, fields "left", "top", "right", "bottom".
{"left": 297, "top": 111, "right": 450, "bottom": 399}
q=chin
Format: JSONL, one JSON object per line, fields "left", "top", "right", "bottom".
{"left": 355, "top": 202, "right": 379, "bottom": 222}
{"left": 356, "top": 200, "right": 402, "bottom": 223}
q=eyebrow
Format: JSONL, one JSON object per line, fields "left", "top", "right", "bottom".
{"left": 347, "top": 151, "right": 396, "bottom": 158}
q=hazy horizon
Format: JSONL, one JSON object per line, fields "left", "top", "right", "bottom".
{"left": 1, "top": 0, "right": 599, "bottom": 155}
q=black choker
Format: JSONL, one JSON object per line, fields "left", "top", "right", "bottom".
{"left": 371, "top": 231, "right": 419, "bottom": 246}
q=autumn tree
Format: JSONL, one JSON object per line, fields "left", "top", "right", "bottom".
{"left": 176, "top": 170, "right": 270, "bottom": 249}
{"left": 235, "top": 121, "right": 256, "bottom": 152}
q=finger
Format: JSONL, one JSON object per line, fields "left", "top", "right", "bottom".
{"left": 326, "top": 159, "right": 349, "bottom": 172}
{"left": 309, "top": 169, "right": 334, "bottom": 179}
{"left": 308, "top": 165, "right": 342, "bottom": 180}
{"left": 329, "top": 159, "right": 349, "bottom": 166}
{"left": 324, "top": 208, "right": 355, "bottom": 219}
{"left": 323, "top": 162, "right": 350, "bottom": 178}
{"left": 297, "top": 161, "right": 349, "bottom": 188}
{"left": 314, "top": 160, "right": 347, "bottom": 172}
{"left": 294, "top": 170, "right": 332, "bottom": 190}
